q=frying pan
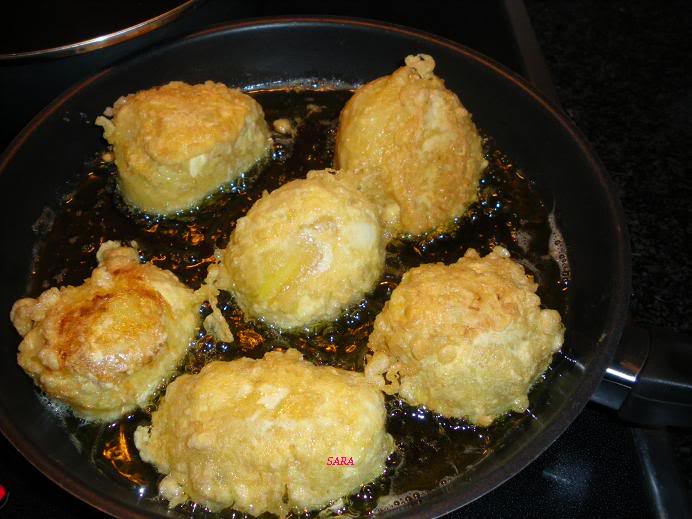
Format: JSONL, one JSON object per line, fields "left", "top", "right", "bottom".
{"left": 0, "top": 18, "right": 689, "bottom": 519}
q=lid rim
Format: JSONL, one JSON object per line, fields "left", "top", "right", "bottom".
{"left": 0, "top": 0, "right": 202, "bottom": 62}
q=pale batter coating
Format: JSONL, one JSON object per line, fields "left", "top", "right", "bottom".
{"left": 364, "top": 247, "right": 564, "bottom": 426}
{"left": 335, "top": 54, "right": 487, "bottom": 237}
{"left": 10, "top": 241, "right": 201, "bottom": 421}
{"left": 96, "top": 81, "right": 271, "bottom": 215}
{"left": 134, "top": 349, "right": 395, "bottom": 515}
{"left": 208, "top": 170, "right": 386, "bottom": 330}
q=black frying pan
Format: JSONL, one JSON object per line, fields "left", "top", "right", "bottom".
{"left": 0, "top": 18, "right": 689, "bottom": 519}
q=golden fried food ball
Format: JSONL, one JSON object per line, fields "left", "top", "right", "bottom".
{"left": 134, "top": 349, "right": 395, "bottom": 515}
{"left": 10, "top": 242, "right": 201, "bottom": 421}
{"left": 96, "top": 81, "right": 271, "bottom": 215}
{"left": 365, "top": 247, "right": 564, "bottom": 426}
{"left": 209, "top": 170, "right": 386, "bottom": 330}
{"left": 335, "top": 54, "right": 487, "bottom": 236}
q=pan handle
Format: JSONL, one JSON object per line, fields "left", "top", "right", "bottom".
{"left": 591, "top": 323, "right": 692, "bottom": 427}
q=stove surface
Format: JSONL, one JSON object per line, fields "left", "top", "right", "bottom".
{"left": 1, "top": 1, "right": 687, "bottom": 518}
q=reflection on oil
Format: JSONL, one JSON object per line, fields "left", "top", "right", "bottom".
{"left": 101, "top": 422, "right": 148, "bottom": 487}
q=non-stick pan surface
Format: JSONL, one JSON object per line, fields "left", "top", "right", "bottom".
{"left": 0, "top": 18, "right": 630, "bottom": 518}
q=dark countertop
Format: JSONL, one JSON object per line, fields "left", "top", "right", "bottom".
{"left": 525, "top": 0, "right": 692, "bottom": 492}
{"left": 525, "top": 0, "right": 691, "bottom": 335}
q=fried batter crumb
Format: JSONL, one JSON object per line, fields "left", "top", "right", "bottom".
{"left": 135, "top": 349, "right": 394, "bottom": 515}
{"left": 365, "top": 247, "right": 564, "bottom": 426}
{"left": 10, "top": 241, "right": 201, "bottom": 420}
{"left": 335, "top": 54, "right": 486, "bottom": 236}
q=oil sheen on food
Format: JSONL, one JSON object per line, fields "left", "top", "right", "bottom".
{"left": 28, "top": 89, "right": 569, "bottom": 518}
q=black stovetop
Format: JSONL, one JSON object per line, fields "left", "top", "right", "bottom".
{"left": 1, "top": 1, "right": 689, "bottom": 518}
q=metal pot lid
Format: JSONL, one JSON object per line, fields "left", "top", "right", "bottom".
{"left": 0, "top": 0, "right": 201, "bottom": 61}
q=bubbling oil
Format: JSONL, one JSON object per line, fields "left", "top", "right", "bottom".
{"left": 27, "top": 89, "right": 568, "bottom": 518}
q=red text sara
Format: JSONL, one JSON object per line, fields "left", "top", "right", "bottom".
{"left": 327, "top": 456, "right": 354, "bottom": 466}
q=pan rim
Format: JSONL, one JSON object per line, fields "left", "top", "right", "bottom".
{"left": 0, "top": 15, "right": 631, "bottom": 519}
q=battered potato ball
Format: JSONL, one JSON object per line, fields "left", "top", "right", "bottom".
{"left": 96, "top": 80, "right": 271, "bottom": 215}
{"left": 134, "top": 349, "right": 395, "bottom": 515}
{"left": 10, "top": 242, "right": 201, "bottom": 421}
{"left": 335, "top": 54, "right": 487, "bottom": 236}
{"left": 209, "top": 170, "right": 386, "bottom": 330}
{"left": 365, "top": 247, "right": 564, "bottom": 426}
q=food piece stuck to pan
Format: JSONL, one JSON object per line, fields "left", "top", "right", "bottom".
{"left": 364, "top": 247, "right": 564, "bottom": 426}
{"left": 135, "top": 348, "right": 395, "bottom": 515}
{"left": 10, "top": 241, "right": 201, "bottom": 421}
{"left": 95, "top": 80, "right": 272, "bottom": 215}
{"left": 335, "top": 54, "right": 487, "bottom": 237}
{"left": 207, "top": 169, "right": 386, "bottom": 330}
